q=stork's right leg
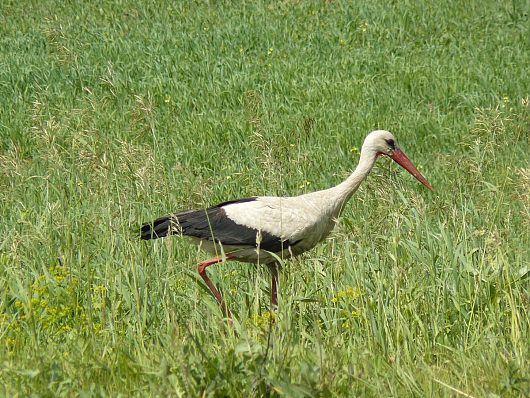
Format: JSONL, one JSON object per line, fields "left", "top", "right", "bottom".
{"left": 268, "top": 263, "right": 279, "bottom": 308}
{"left": 197, "top": 257, "right": 231, "bottom": 318}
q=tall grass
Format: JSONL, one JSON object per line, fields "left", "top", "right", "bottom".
{"left": 1, "top": 0, "right": 529, "bottom": 396}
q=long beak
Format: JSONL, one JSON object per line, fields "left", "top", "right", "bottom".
{"left": 390, "top": 149, "right": 433, "bottom": 191}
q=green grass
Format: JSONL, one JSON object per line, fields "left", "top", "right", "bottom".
{"left": 1, "top": 0, "right": 529, "bottom": 396}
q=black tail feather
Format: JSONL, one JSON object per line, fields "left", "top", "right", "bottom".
{"left": 140, "top": 215, "right": 174, "bottom": 240}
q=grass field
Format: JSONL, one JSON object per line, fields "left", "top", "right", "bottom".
{"left": 1, "top": 0, "right": 529, "bottom": 396}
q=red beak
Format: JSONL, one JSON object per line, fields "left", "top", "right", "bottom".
{"left": 389, "top": 149, "right": 433, "bottom": 191}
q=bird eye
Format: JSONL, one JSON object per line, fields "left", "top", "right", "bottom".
{"left": 385, "top": 138, "right": 395, "bottom": 148}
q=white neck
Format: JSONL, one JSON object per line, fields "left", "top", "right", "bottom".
{"left": 328, "top": 146, "right": 378, "bottom": 212}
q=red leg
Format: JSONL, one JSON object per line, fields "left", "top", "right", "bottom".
{"left": 269, "top": 264, "right": 279, "bottom": 308}
{"left": 197, "top": 256, "right": 232, "bottom": 318}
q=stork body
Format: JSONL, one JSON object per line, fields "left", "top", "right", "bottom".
{"left": 141, "top": 130, "right": 432, "bottom": 316}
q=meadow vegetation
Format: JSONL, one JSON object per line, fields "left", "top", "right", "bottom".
{"left": 0, "top": 0, "right": 529, "bottom": 396}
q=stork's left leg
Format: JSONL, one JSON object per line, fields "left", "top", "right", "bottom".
{"left": 197, "top": 257, "right": 232, "bottom": 318}
{"left": 268, "top": 263, "right": 279, "bottom": 308}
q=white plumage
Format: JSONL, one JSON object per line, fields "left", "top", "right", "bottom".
{"left": 141, "top": 130, "right": 432, "bottom": 316}
{"left": 221, "top": 193, "right": 341, "bottom": 262}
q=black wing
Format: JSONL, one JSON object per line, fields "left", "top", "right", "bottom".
{"left": 140, "top": 197, "right": 292, "bottom": 252}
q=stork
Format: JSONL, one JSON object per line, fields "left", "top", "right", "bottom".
{"left": 140, "top": 130, "right": 432, "bottom": 317}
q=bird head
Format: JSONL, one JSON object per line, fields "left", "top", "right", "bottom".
{"left": 363, "top": 130, "right": 433, "bottom": 190}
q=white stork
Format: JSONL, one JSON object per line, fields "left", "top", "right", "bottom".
{"left": 141, "top": 130, "right": 432, "bottom": 316}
